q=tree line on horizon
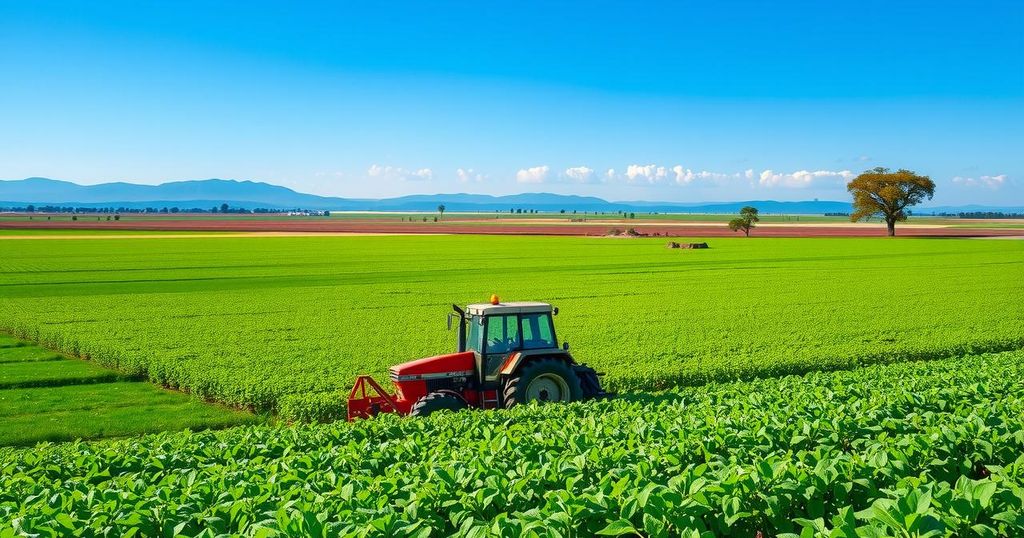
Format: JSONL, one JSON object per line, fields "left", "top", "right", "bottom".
{"left": 2, "top": 203, "right": 331, "bottom": 216}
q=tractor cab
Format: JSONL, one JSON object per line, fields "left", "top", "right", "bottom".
{"left": 456, "top": 301, "right": 562, "bottom": 384}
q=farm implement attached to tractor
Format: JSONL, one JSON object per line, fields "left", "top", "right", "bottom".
{"left": 348, "top": 296, "right": 611, "bottom": 420}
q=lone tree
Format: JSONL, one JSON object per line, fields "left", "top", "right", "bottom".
{"left": 437, "top": 204, "right": 446, "bottom": 220}
{"left": 728, "top": 206, "right": 759, "bottom": 236}
{"left": 847, "top": 167, "right": 935, "bottom": 236}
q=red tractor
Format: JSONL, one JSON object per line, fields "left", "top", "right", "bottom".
{"left": 348, "top": 296, "right": 610, "bottom": 420}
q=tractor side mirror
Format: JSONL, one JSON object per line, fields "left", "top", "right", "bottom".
{"left": 449, "top": 304, "right": 465, "bottom": 331}
{"left": 553, "top": 307, "right": 559, "bottom": 315}
{"left": 562, "top": 341, "right": 570, "bottom": 351}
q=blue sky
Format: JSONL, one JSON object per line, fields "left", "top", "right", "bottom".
{"left": 1, "top": 1, "right": 1021, "bottom": 204}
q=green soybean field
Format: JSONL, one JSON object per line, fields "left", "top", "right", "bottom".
{"left": 1, "top": 235, "right": 1022, "bottom": 420}
{"left": 1, "top": 233, "right": 1024, "bottom": 536}
{"left": 2, "top": 349, "right": 1023, "bottom": 536}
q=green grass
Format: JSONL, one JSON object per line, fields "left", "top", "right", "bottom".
{"left": 0, "top": 345, "right": 62, "bottom": 363}
{"left": 0, "top": 383, "right": 257, "bottom": 445}
{"left": 0, "top": 335, "right": 23, "bottom": 348}
{"left": 0, "top": 359, "right": 127, "bottom": 389}
{"left": 0, "top": 235, "right": 1022, "bottom": 419}
{"left": 1, "top": 349, "right": 1022, "bottom": 536}
{"left": 0, "top": 339, "right": 260, "bottom": 445}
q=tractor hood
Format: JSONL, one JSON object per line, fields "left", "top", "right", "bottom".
{"left": 389, "top": 351, "right": 475, "bottom": 380}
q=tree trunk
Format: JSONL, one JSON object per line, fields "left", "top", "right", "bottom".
{"left": 745, "top": 227, "right": 750, "bottom": 237}
{"left": 886, "top": 218, "right": 896, "bottom": 236}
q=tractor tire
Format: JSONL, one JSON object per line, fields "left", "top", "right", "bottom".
{"left": 409, "top": 390, "right": 468, "bottom": 417}
{"left": 574, "top": 364, "right": 604, "bottom": 400}
{"left": 503, "top": 358, "right": 583, "bottom": 408}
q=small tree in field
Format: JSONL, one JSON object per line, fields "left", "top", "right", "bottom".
{"left": 437, "top": 204, "right": 445, "bottom": 220}
{"left": 848, "top": 167, "right": 935, "bottom": 236}
{"left": 728, "top": 206, "right": 759, "bottom": 236}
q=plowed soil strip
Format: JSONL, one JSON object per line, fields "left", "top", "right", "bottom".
{"left": 0, "top": 219, "right": 1019, "bottom": 237}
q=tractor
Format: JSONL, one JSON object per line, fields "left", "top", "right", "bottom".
{"left": 347, "top": 296, "right": 610, "bottom": 420}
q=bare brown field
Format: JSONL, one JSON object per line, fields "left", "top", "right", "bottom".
{"left": 1, "top": 216, "right": 1019, "bottom": 237}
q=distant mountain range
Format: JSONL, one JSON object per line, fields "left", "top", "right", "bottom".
{"left": 1, "top": 177, "right": 1020, "bottom": 214}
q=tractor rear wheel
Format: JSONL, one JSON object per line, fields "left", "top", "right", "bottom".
{"left": 410, "top": 390, "right": 468, "bottom": 417}
{"left": 575, "top": 365, "right": 604, "bottom": 399}
{"left": 503, "top": 358, "right": 583, "bottom": 408}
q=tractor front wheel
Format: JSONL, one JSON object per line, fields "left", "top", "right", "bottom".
{"left": 410, "top": 390, "right": 468, "bottom": 417}
{"left": 503, "top": 358, "right": 583, "bottom": 408}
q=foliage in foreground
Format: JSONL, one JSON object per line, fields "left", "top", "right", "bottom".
{"left": 1, "top": 350, "right": 1023, "bottom": 537}
{"left": 1, "top": 236, "right": 1022, "bottom": 420}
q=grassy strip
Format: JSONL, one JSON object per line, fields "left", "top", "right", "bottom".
{"left": 0, "top": 337, "right": 263, "bottom": 445}
{"left": 0, "top": 381, "right": 215, "bottom": 417}
{"left": 0, "top": 360, "right": 132, "bottom": 390}
{"left": 0, "top": 383, "right": 260, "bottom": 446}
{"left": 0, "top": 345, "right": 63, "bottom": 363}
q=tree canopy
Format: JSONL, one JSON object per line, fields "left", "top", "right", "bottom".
{"left": 847, "top": 167, "right": 935, "bottom": 236}
{"left": 728, "top": 206, "right": 759, "bottom": 237}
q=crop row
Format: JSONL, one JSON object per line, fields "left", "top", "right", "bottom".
{"left": 1, "top": 236, "right": 1021, "bottom": 420}
{"left": 1, "top": 349, "right": 1022, "bottom": 536}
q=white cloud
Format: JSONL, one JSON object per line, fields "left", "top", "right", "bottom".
{"left": 411, "top": 168, "right": 433, "bottom": 180}
{"left": 625, "top": 164, "right": 670, "bottom": 184}
{"left": 367, "top": 164, "right": 433, "bottom": 181}
{"left": 671, "top": 166, "right": 735, "bottom": 185}
{"left": 513, "top": 164, "right": 602, "bottom": 184}
{"left": 671, "top": 165, "right": 692, "bottom": 184}
{"left": 456, "top": 168, "right": 485, "bottom": 183}
{"left": 563, "top": 166, "right": 595, "bottom": 183}
{"left": 603, "top": 164, "right": 755, "bottom": 186}
{"left": 758, "top": 169, "right": 853, "bottom": 188}
{"left": 516, "top": 165, "right": 550, "bottom": 183}
{"left": 952, "top": 174, "right": 1006, "bottom": 188}
{"left": 504, "top": 164, "right": 861, "bottom": 189}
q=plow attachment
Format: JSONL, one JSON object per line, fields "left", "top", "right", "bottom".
{"left": 347, "top": 375, "right": 399, "bottom": 421}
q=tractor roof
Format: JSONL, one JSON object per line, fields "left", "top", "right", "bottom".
{"left": 466, "top": 301, "right": 552, "bottom": 316}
